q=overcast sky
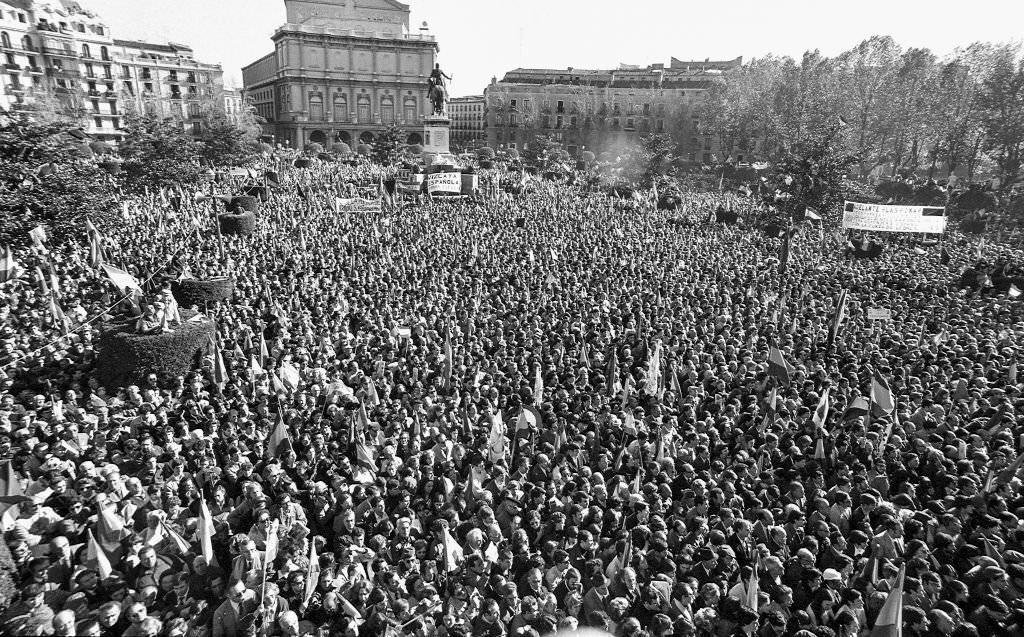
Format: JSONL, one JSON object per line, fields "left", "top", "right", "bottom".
{"left": 84, "top": 0, "right": 1024, "bottom": 93}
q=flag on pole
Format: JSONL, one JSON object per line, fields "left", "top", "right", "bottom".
{"left": 486, "top": 408, "right": 506, "bottom": 463}
{"left": 767, "top": 345, "right": 794, "bottom": 386}
{"left": 85, "top": 218, "right": 104, "bottom": 269}
{"left": 870, "top": 370, "right": 895, "bottom": 417}
{"left": 870, "top": 565, "right": 905, "bottom": 637}
{"left": 533, "top": 366, "right": 544, "bottom": 406}
{"left": 606, "top": 347, "right": 620, "bottom": 397}
{"left": 745, "top": 565, "right": 760, "bottom": 611}
{"left": 198, "top": 498, "right": 217, "bottom": 567}
{"left": 353, "top": 437, "right": 378, "bottom": 484}
{"left": 28, "top": 226, "right": 47, "bottom": 251}
{"left": 779, "top": 226, "right": 792, "bottom": 279}
{"left": 48, "top": 294, "right": 73, "bottom": 334}
{"left": 0, "top": 245, "right": 21, "bottom": 283}
{"left": 804, "top": 206, "right": 822, "bottom": 221}
{"left": 1010, "top": 284, "right": 1022, "bottom": 299}
{"left": 303, "top": 540, "right": 319, "bottom": 605}
{"left": 827, "top": 289, "right": 849, "bottom": 347}
{"left": 813, "top": 388, "right": 831, "bottom": 429}
{"left": 267, "top": 409, "right": 290, "bottom": 456}
{"left": 264, "top": 520, "right": 281, "bottom": 565}
{"left": 645, "top": 341, "right": 662, "bottom": 396}
{"left": 87, "top": 529, "right": 114, "bottom": 579}
{"left": 101, "top": 264, "right": 143, "bottom": 295}
{"left": 441, "top": 331, "right": 453, "bottom": 392}
{"left": 160, "top": 521, "right": 192, "bottom": 555}
{"left": 212, "top": 335, "right": 228, "bottom": 389}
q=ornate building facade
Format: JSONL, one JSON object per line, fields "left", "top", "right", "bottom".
{"left": 483, "top": 57, "right": 742, "bottom": 161}
{"left": 448, "top": 94, "right": 485, "bottom": 149}
{"left": 242, "top": 0, "right": 438, "bottom": 149}
{"left": 0, "top": 0, "right": 224, "bottom": 140}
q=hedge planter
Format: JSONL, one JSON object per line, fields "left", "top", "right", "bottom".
{"left": 294, "top": 158, "right": 312, "bottom": 168}
{"left": 218, "top": 212, "right": 256, "bottom": 236}
{"left": 100, "top": 160, "right": 122, "bottom": 175}
{"left": 242, "top": 186, "right": 269, "bottom": 202}
{"left": 227, "top": 196, "right": 258, "bottom": 213}
{"left": 172, "top": 278, "right": 236, "bottom": 309}
{"left": 95, "top": 309, "right": 216, "bottom": 389}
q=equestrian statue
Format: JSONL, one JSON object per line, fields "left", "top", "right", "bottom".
{"left": 427, "top": 63, "right": 451, "bottom": 116}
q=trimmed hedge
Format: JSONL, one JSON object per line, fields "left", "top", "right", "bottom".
{"left": 242, "top": 186, "right": 269, "bottom": 202}
{"left": 172, "top": 278, "right": 236, "bottom": 309}
{"left": 294, "top": 158, "right": 312, "bottom": 168}
{"left": 228, "top": 196, "right": 258, "bottom": 212}
{"left": 0, "top": 537, "right": 16, "bottom": 612}
{"left": 95, "top": 309, "right": 216, "bottom": 390}
{"left": 218, "top": 212, "right": 256, "bottom": 236}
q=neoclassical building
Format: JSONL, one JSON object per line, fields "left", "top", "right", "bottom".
{"left": 242, "top": 0, "right": 438, "bottom": 149}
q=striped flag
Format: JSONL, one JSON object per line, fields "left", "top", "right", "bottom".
{"left": 303, "top": 540, "right": 319, "bottom": 605}
{"left": 267, "top": 409, "right": 290, "bottom": 457}
{"left": 87, "top": 529, "right": 114, "bottom": 579}
{"left": 746, "top": 565, "right": 760, "bottom": 611}
{"left": 0, "top": 245, "right": 20, "bottom": 283}
{"left": 827, "top": 289, "right": 849, "bottom": 347}
{"left": 870, "top": 565, "right": 905, "bottom": 637}
{"left": 198, "top": 498, "right": 218, "bottom": 567}
{"left": 487, "top": 408, "right": 506, "bottom": 463}
{"left": 353, "top": 437, "right": 378, "bottom": 484}
{"left": 870, "top": 370, "right": 895, "bottom": 417}
{"left": 48, "top": 294, "right": 73, "bottom": 334}
{"left": 101, "top": 264, "right": 143, "bottom": 295}
{"left": 813, "top": 388, "right": 831, "bottom": 429}
{"left": 28, "top": 225, "right": 47, "bottom": 251}
{"left": 160, "top": 521, "right": 192, "bottom": 555}
{"left": 533, "top": 366, "right": 544, "bottom": 406}
{"left": 767, "top": 344, "right": 793, "bottom": 386}
{"left": 606, "top": 347, "right": 620, "bottom": 397}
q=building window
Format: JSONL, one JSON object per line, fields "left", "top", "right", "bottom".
{"left": 22, "top": 35, "right": 32, "bottom": 50}
{"left": 81, "top": 44, "right": 91, "bottom": 58}
{"left": 100, "top": 46, "right": 109, "bottom": 61}
{"left": 192, "top": 122, "right": 202, "bottom": 135}
{"left": 334, "top": 94, "right": 348, "bottom": 122}
{"left": 0, "top": 33, "right": 9, "bottom": 49}
{"left": 309, "top": 94, "right": 324, "bottom": 120}
{"left": 91, "top": 99, "right": 100, "bottom": 112}
{"left": 556, "top": 116, "right": 562, "bottom": 129}
{"left": 380, "top": 96, "right": 394, "bottom": 124}
{"left": 97, "top": 26, "right": 104, "bottom": 36}
{"left": 510, "top": 98, "right": 516, "bottom": 108}
{"left": 403, "top": 98, "right": 417, "bottom": 122}
{"left": 188, "top": 103, "right": 200, "bottom": 118}
{"left": 171, "top": 103, "right": 182, "bottom": 118}
{"left": 122, "top": 65, "right": 130, "bottom": 78}
{"left": 93, "top": 117, "right": 102, "bottom": 128}
{"left": 356, "top": 95, "right": 370, "bottom": 123}
{"left": 145, "top": 102, "right": 156, "bottom": 116}
{"left": 556, "top": 100, "right": 564, "bottom": 113}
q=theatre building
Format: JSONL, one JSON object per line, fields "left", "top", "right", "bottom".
{"left": 242, "top": 0, "right": 438, "bottom": 149}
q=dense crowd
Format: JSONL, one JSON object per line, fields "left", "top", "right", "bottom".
{"left": 0, "top": 158, "right": 1023, "bottom": 637}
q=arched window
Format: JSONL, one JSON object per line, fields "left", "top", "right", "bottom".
{"left": 403, "top": 97, "right": 417, "bottom": 123}
{"left": 309, "top": 94, "right": 324, "bottom": 121}
{"left": 188, "top": 103, "right": 200, "bottom": 118}
{"left": 0, "top": 32, "right": 10, "bottom": 49}
{"left": 22, "top": 35, "right": 32, "bottom": 51}
{"left": 100, "top": 46, "right": 109, "bottom": 61}
{"left": 356, "top": 95, "right": 370, "bottom": 123}
{"left": 81, "top": 43, "right": 91, "bottom": 58}
{"left": 333, "top": 94, "right": 347, "bottom": 122}
{"left": 380, "top": 96, "right": 394, "bottom": 124}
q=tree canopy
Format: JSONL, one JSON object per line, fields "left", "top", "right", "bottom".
{"left": 0, "top": 110, "right": 118, "bottom": 247}
{"left": 117, "top": 112, "right": 203, "bottom": 192}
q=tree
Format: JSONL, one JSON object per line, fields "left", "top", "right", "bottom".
{"left": 522, "top": 132, "right": 562, "bottom": 168}
{"left": 0, "top": 110, "right": 119, "bottom": 247}
{"left": 620, "top": 133, "right": 675, "bottom": 186}
{"left": 978, "top": 44, "right": 1024, "bottom": 193}
{"left": 371, "top": 126, "right": 404, "bottom": 165}
{"left": 197, "top": 111, "right": 262, "bottom": 168}
{"left": 118, "top": 112, "right": 202, "bottom": 192}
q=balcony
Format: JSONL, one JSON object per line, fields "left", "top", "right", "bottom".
{"left": 85, "top": 71, "right": 96, "bottom": 79}
{"left": 47, "top": 67, "right": 81, "bottom": 79}
{"left": 3, "top": 63, "right": 19, "bottom": 71}
{"left": 103, "top": 90, "right": 116, "bottom": 98}
{"left": 7, "top": 84, "right": 25, "bottom": 94}
{"left": 23, "top": 44, "right": 37, "bottom": 52}
{"left": 42, "top": 46, "right": 77, "bottom": 58}
{"left": 81, "top": 53, "right": 93, "bottom": 59}
{"left": 170, "top": 93, "right": 182, "bottom": 100}
{"left": 87, "top": 89, "right": 100, "bottom": 97}
{"left": 28, "top": 66, "right": 43, "bottom": 74}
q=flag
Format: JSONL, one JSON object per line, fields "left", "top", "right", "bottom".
{"left": 828, "top": 289, "right": 849, "bottom": 347}
{"left": 843, "top": 396, "right": 870, "bottom": 421}
{"left": 486, "top": 408, "right": 506, "bottom": 463}
{"left": 259, "top": 332, "right": 270, "bottom": 369}
{"left": 267, "top": 409, "right": 290, "bottom": 456}
{"left": 767, "top": 345, "right": 794, "bottom": 386}
{"left": 34, "top": 266, "right": 48, "bottom": 295}
{"left": 441, "top": 332, "right": 453, "bottom": 392}
{"left": 533, "top": 366, "right": 544, "bottom": 406}
{"left": 579, "top": 343, "right": 591, "bottom": 368}
{"left": 279, "top": 361, "right": 300, "bottom": 391}
{"left": 101, "top": 264, "right": 143, "bottom": 294}
{"left": 870, "top": 370, "right": 895, "bottom": 417}
{"left": 264, "top": 520, "right": 281, "bottom": 565}
{"left": 0, "top": 245, "right": 20, "bottom": 283}
{"left": 870, "top": 565, "right": 905, "bottom": 637}
{"left": 160, "top": 521, "right": 192, "bottom": 555}
{"left": 86, "top": 218, "right": 104, "bottom": 269}
{"left": 605, "top": 532, "right": 633, "bottom": 579}
{"left": 1010, "top": 284, "right": 1022, "bottom": 299}
{"left": 441, "top": 528, "right": 464, "bottom": 572}
{"left": 198, "top": 498, "right": 218, "bottom": 567}
{"left": 804, "top": 207, "right": 822, "bottom": 221}
{"left": 778, "top": 225, "right": 791, "bottom": 279}
{"left": 87, "top": 529, "right": 114, "bottom": 579}
{"left": 28, "top": 225, "right": 47, "bottom": 250}
{"left": 213, "top": 336, "right": 228, "bottom": 389}
{"left": 264, "top": 170, "right": 280, "bottom": 187}
{"left": 606, "top": 347, "right": 620, "bottom": 397}
{"left": 746, "top": 566, "right": 760, "bottom": 611}
{"left": 645, "top": 341, "right": 662, "bottom": 396}
{"left": 813, "top": 388, "right": 831, "bottom": 429}
{"left": 304, "top": 540, "right": 319, "bottom": 605}
{"left": 1010, "top": 358, "right": 1018, "bottom": 385}
{"left": 48, "top": 294, "right": 73, "bottom": 334}
{"left": 354, "top": 438, "right": 378, "bottom": 484}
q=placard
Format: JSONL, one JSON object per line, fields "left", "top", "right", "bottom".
{"left": 842, "top": 201, "right": 946, "bottom": 233}
{"left": 427, "top": 172, "right": 462, "bottom": 194}
{"left": 867, "top": 308, "right": 891, "bottom": 320}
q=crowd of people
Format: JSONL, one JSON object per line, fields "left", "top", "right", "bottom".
{"left": 0, "top": 156, "right": 1023, "bottom": 637}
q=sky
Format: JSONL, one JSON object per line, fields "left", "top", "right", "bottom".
{"left": 83, "top": 0, "right": 1024, "bottom": 93}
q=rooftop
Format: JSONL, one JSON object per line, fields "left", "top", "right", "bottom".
{"left": 113, "top": 39, "right": 195, "bottom": 55}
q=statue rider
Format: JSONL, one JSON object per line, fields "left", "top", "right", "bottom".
{"left": 429, "top": 63, "right": 451, "bottom": 92}
{"left": 428, "top": 63, "right": 451, "bottom": 114}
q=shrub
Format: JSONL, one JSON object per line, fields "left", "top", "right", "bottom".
{"left": 95, "top": 309, "right": 217, "bottom": 390}
{"left": 241, "top": 186, "right": 268, "bottom": 202}
{"left": 356, "top": 144, "right": 371, "bottom": 156}
{"left": 477, "top": 147, "right": 495, "bottom": 160}
{"left": 227, "top": 196, "right": 258, "bottom": 212}
{"left": 293, "top": 158, "right": 312, "bottom": 168}
{"left": 581, "top": 150, "right": 595, "bottom": 164}
{"left": 172, "top": 278, "right": 236, "bottom": 309}
{"left": 218, "top": 211, "right": 256, "bottom": 236}
{"left": 507, "top": 148, "right": 520, "bottom": 160}
{"left": 407, "top": 144, "right": 424, "bottom": 155}
{"left": 331, "top": 142, "right": 351, "bottom": 155}
{"left": 304, "top": 142, "right": 325, "bottom": 155}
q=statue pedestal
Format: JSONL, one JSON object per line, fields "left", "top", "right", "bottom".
{"left": 422, "top": 115, "right": 452, "bottom": 164}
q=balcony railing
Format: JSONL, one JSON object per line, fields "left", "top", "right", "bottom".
{"left": 28, "top": 66, "right": 43, "bottom": 74}
{"left": 42, "top": 46, "right": 77, "bottom": 58}
{"left": 3, "top": 63, "right": 19, "bottom": 71}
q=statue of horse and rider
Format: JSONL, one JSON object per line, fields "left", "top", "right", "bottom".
{"left": 427, "top": 63, "right": 450, "bottom": 116}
